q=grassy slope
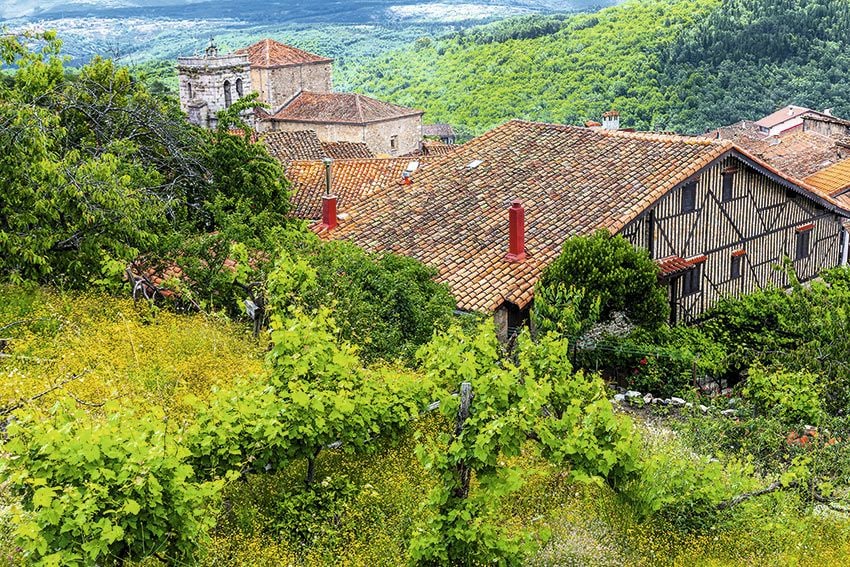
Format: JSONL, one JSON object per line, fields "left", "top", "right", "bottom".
{"left": 340, "top": 0, "right": 720, "bottom": 135}
{"left": 3, "top": 285, "right": 850, "bottom": 565}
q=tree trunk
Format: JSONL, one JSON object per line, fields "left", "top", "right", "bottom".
{"left": 452, "top": 382, "right": 474, "bottom": 500}
{"left": 306, "top": 448, "right": 321, "bottom": 486}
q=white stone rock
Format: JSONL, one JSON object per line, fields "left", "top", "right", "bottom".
{"left": 625, "top": 390, "right": 642, "bottom": 398}
{"left": 670, "top": 397, "right": 686, "bottom": 406}
{"left": 613, "top": 393, "right": 626, "bottom": 403}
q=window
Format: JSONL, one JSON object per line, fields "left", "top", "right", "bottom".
{"left": 682, "top": 182, "right": 697, "bottom": 213}
{"left": 187, "top": 82, "right": 193, "bottom": 99}
{"left": 236, "top": 78, "right": 243, "bottom": 98}
{"left": 682, "top": 263, "right": 702, "bottom": 296}
{"left": 390, "top": 135, "right": 398, "bottom": 151}
{"left": 731, "top": 254, "right": 742, "bottom": 279}
{"left": 223, "top": 80, "right": 232, "bottom": 108}
{"left": 721, "top": 168, "right": 736, "bottom": 202}
{"left": 796, "top": 227, "right": 812, "bottom": 260}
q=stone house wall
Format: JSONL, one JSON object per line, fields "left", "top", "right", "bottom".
{"left": 364, "top": 115, "right": 423, "bottom": 156}
{"left": 252, "top": 62, "right": 333, "bottom": 108}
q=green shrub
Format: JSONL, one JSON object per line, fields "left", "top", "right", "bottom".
{"left": 267, "top": 240, "right": 456, "bottom": 364}
{"left": 743, "top": 366, "right": 823, "bottom": 425}
{"left": 537, "top": 231, "right": 668, "bottom": 331}
{"left": 1, "top": 403, "right": 221, "bottom": 566}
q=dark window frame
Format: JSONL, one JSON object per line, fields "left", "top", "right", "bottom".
{"left": 390, "top": 135, "right": 399, "bottom": 150}
{"left": 721, "top": 169, "right": 736, "bottom": 202}
{"left": 731, "top": 254, "right": 743, "bottom": 279}
{"left": 682, "top": 262, "right": 702, "bottom": 296}
{"left": 235, "top": 78, "right": 244, "bottom": 98}
{"left": 796, "top": 228, "right": 812, "bottom": 260}
{"left": 682, "top": 181, "right": 697, "bottom": 213}
{"left": 223, "top": 80, "right": 232, "bottom": 108}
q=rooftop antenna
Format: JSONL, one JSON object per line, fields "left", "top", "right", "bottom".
{"left": 322, "top": 157, "right": 333, "bottom": 196}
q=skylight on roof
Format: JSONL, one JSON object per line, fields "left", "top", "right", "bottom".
{"left": 405, "top": 161, "right": 420, "bottom": 173}
{"left": 467, "top": 159, "right": 483, "bottom": 169}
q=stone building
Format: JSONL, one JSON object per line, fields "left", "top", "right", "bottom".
{"left": 234, "top": 39, "right": 333, "bottom": 107}
{"left": 177, "top": 41, "right": 252, "bottom": 129}
{"left": 177, "top": 38, "right": 423, "bottom": 155}
{"left": 262, "top": 92, "right": 424, "bottom": 156}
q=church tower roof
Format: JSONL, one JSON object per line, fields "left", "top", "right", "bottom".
{"left": 236, "top": 38, "right": 333, "bottom": 69}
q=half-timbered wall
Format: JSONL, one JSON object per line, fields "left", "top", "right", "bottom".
{"left": 619, "top": 154, "right": 847, "bottom": 322}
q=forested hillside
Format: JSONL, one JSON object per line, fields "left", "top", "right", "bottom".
{"left": 659, "top": 0, "right": 850, "bottom": 131}
{"left": 340, "top": 0, "right": 850, "bottom": 135}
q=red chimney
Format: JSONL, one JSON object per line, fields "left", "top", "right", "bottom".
{"left": 316, "top": 194, "right": 338, "bottom": 231}
{"left": 506, "top": 200, "right": 526, "bottom": 262}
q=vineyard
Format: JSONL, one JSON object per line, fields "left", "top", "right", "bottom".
{"left": 3, "top": 286, "right": 850, "bottom": 565}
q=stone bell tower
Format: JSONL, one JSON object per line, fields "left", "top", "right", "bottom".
{"left": 177, "top": 38, "right": 253, "bottom": 129}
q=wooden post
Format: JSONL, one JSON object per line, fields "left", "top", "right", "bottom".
{"left": 692, "top": 354, "right": 700, "bottom": 391}
{"left": 452, "top": 382, "right": 473, "bottom": 500}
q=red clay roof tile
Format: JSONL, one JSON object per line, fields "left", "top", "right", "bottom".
{"left": 270, "top": 92, "right": 423, "bottom": 125}
{"left": 325, "top": 120, "right": 843, "bottom": 313}
{"left": 235, "top": 38, "right": 332, "bottom": 69}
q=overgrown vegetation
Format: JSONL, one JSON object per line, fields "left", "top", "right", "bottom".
{"left": 5, "top": 285, "right": 850, "bottom": 565}
{"left": 6, "top": 9, "right": 850, "bottom": 566}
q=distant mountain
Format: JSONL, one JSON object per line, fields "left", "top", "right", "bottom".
{"left": 340, "top": 0, "right": 850, "bottom": 135}
{"left": 5, "top": 0, "right": 623, "bottom": 71}
{"left": 8, "top": 1, "right": 620, "bottom": 24}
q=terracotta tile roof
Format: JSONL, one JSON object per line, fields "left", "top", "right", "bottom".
{"left": 128, "top": 257, "right": 240, "bottom": 299}
{"left": 228, "top": 129, "right": 260, "bottom": 142}
{"left": 269, "top": 92, "right": 423, "bottom": 125}
{"left": 713, "top": 123, "right": 850, "bottom": 179}
{"left": 261, "top": 130, "right": 326, "bottom": 162}
{"left": 422, "top": 140, "right": 455, "bottom": 156}
{"left": 286, "top": 157, "right": 439, "bottom": 219}
{"left": 801, "top": 111, "right": 850, "bottom": 128}
{"left": 321, "top": 141, "right": 375, "bottom": 160}
{"left": 402, "top": 140, "right": 457, "bottom": 158}
{"left": 657, "top": 256, "right": 695, "bottom": 278}
{"left": 235, "top": 38, "right": 332, "bottom": 69}
{"left": 755, "top": 105, "right": 811, "bottom": 129}
{"left": 805, "top": 158, "right": 850, "bottom": 196}
{"left": 324, "top": 120, "right": 845, "bottom": 313}
{"left": 423, "top": 123, "right": 455, "bottom": 138}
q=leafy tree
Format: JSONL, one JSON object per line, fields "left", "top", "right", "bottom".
{"left": 1, "top": 402, "right": 221, "bottom": 566}
{"left": 537, "top": 230, "right": 668, "bottom": 331}
{"left": 0, "top": 33, "right": 294, "bottom": 298}
{"left": 188, "top": 308, "right": 434, "bottom": 481}
{"left": 265, "top": 239, "right": 456, "bottom": 363}
{"left": 194, "top": 97, "right": 292, "bottom": 241}
{"left": 0, "top": 33, "right": 173, "bottom": 285}
{"left": 411, "top": 323, "right": 639, "bottom": 564}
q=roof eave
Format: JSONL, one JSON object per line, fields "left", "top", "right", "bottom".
{"left": 251, "top": 59, "right": 334, "bottom": 70}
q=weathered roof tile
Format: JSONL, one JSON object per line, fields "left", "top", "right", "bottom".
{"left": 235, "top": 38, "right": 332, "bottom": 69}
{"left": 270, "top": 92, "right": 423, "bottom": 125}
{"left": 326, "top": 120, "right": 841, "bottom": 313}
